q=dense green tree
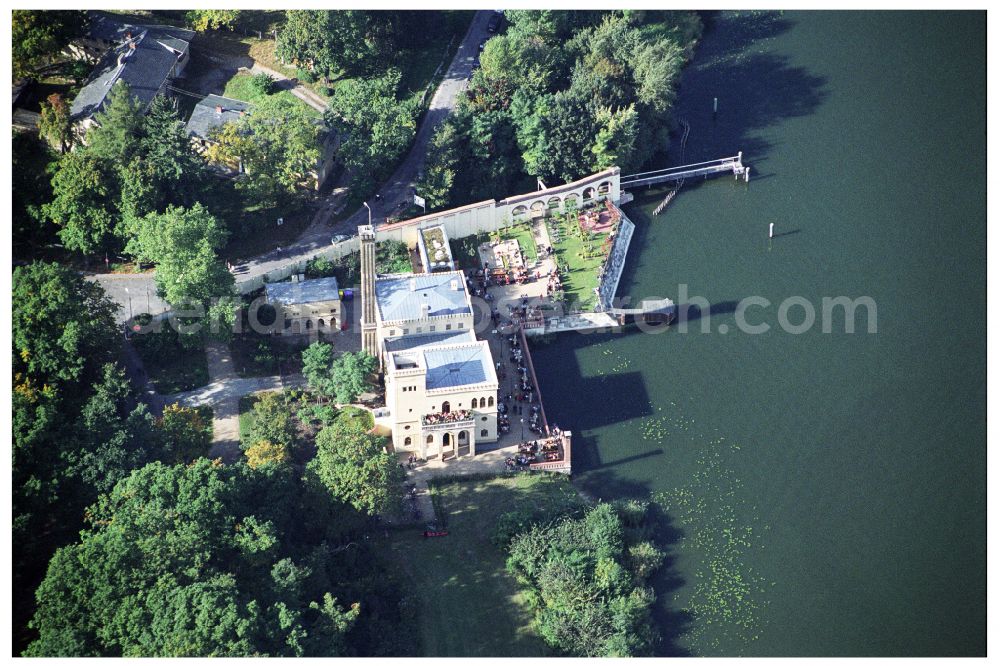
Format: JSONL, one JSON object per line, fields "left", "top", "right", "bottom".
{"left": 437, "top": 10, "right": 700, "bottom": 204}
{"left": 43, "top": 149, "right": 118, "bottom": 256}
{"left": 12, "top": 10, "right": 86, "bottom": 79}
{"left": 13, "top": 262, "right": 120, "bottom": 388}
{"left": 308, "top": 421, "right": 403, "bottom": 516}
{"left": 140, "top": 95, "right": 205, "bottom": 206}
{"left": 158, "top": 403, "right": 212, "bottom": 463}
{"left": 131, "top": 204, "right": 233, "bottom": 307}
{"left": 532, "top": 89, "right": 595, "bottom": 183}
{"left": 278, "top": 11, "right": 392, "bottom": 79}
{"left": 206, "top": 96, "right": 321, "bottom": 206}
{"left": 326, "top": 70, "right": 416, "bottom": 185}
{"left": 25, "top": 460, "right": 361, "bottom": 656}
{"left": 329, "top": 351, "right": 377, "bottom": 405}
{"left": 505, "top": 502, "right": 664, "bottom": 657}
{"left": 13, "top": 131, "right": 57, "bottom": 251}
{"left": 301, "top": 342, "right": 336, "bottom": 399}
{"left": 38, "top": 93, "right": 73, "bottom": 154}
{"left": 186, "top": 9, "right": 243, "bottom": 31}
{"left": 86, "top": 82, "right": 145, "bottom": 165}
{"left": 246, "top": 392, "right": 297, "bottom": 451}
{"left": 591, "top": 104, "right": 640, "bottom": 172}
{"left": 415, "top": 119, "right": 460, "bottom": 211}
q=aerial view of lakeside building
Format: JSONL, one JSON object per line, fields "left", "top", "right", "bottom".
{"left": 8, "top": 6, "right": 987, "bottom": 660}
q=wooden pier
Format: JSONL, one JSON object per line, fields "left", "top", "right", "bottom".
{"left": 620, "top": 152, "right": 749, "bottom": 189}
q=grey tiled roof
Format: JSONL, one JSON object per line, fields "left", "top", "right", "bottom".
{"left": 265, "top": 277, "right": 341, "bottom": 305}
{"left": 185, "top": 95, "right": 252, "bottom": 140}
{"left": 71, "top": 20, "right": 192, "bottom": 121}
{"left": 87, "top": 12, "right": 194, "bottom": 44}
{"left": 375, "top": 271, "right": 471, "bottom": 322}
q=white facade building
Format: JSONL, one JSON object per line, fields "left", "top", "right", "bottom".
{"left": 373, "top": 271, "right": 499, "bottom": 460}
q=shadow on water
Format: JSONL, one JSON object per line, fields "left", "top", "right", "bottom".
{"left": 666, "top": 11, "right": 829, "bottom": 171}
{"left": 677, "top": 300, "right": 740, "bottom": 323}
{"left": 531, "top": 335, "right": 694, "bottom": 655}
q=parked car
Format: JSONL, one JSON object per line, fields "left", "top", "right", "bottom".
{"left": 331, "top": 234, "right": 350, "bottom": 244}
{"left": 487, "top": 13, "right": 501, "bottom": 33}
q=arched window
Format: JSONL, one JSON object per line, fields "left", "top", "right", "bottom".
{"left": 583, "top": 187, "right": 596, "bottom": 201}
{"left": 488, "top": 396, "right": 494, "bottom": 407}
{"left": 547, "top": 195, "right": 561, "bottom": 210}
{"left": 597, "top": 181, "right": 611, "bottom": 196}
{"left": 481, "top": 429, "right": 488, "bottom": 437}
{"left": 471, "top": 398, "right": 478, "bottom": 409}
{"left": 404, "top": 436, "right": 412, "bottom": 446}
{"left": 305, "top": 319, "right": 313, "bottom": 330}
{"left": 426, "top": 434, "right": 434, "bottom": 444}
{"left": 458, "top": 431, "right": 468, "bottom": 442}
{"left": 512, "top": 205, "right": 528, "bottom": 219}
{"left": 530, "top": 200, "right": 546, "bottom": 217}
{"left": 480, "top": 395, "right": 486, "bottom": 406}
{"left": 318, "top": 318, "right": 325, "bottom": 328}
{"left": 441, "top": 401, "right": 451, "bottom": 414}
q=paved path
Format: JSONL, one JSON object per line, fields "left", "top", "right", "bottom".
{"left": 90, "top": 12, "right": 490, "bottom": 324}
{"left": 153, "top": 339, "right": 306, "bottom": 463}
{"left": 250, "top": 62, "right": 329, "bottom": 113}
{"left": 224, "top": 10, "right": 493, "bottom": 286}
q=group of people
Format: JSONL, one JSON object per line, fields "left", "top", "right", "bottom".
{"left": 422, "top": 409, "right": 471, "bottom": 425}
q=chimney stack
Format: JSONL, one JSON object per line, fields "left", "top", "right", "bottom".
{"left": 215, "top": 105, "right": 223, "bottom": 116}
{"left": 450, "top": 279, "right": 459, "bottom": 291}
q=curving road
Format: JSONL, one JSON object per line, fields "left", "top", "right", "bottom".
{"left": 227, "top": 10, "right": 493, "bottom": 284}
{"left": 91, "top": 10, "right": 493, "bottom": 322}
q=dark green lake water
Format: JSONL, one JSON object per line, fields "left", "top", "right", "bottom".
{"left": 533, "top": 11, "right": 985, "bottom": 656}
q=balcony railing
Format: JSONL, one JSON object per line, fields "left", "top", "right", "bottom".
{"left": 421, "top": 409, "right": 473, "bottom": 428}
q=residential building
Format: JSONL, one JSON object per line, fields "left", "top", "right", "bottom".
{"left": 264, "top": 275, "right": 342, "bottom": 335}
{"left": 184, "top": 94, "right": 339, "bottom": 189}
{"left": 69, "top": 14, "right": 193, "bottom": 130}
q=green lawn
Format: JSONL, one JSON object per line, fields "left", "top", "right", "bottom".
{"left": 449, "top": 232, "right": 490, "bottom": 270}
{"left": 500, "top": 224, "right": 539, "bottom": 263}
{"left": 381, "top": 473, "right": 582, "bottom": 657}
{"left": 547, "top": 218, "right": 610, "bottom": 311}
{"left": 217, "top": 196, "right": 313, "bottom": 264}
{"left": 222, "top": 71, "right": 320, "bottom": 116}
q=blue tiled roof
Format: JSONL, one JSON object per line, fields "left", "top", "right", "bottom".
{"left": 375, "top": 271, "right": 470, "bottom": 322}
{"left": 383, "top": 329, "right": 475, "bottom": 353}
{"left": 265, "top": 277, "right": 340, "bottom": 305}
{"left": 423, "top": 343, "right": 494, "bottom": 390}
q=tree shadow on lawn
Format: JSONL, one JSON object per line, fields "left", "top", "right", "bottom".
{"left": 395, "top": 477, "right": 561, "bottom": 657}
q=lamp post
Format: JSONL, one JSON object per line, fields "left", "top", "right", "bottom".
{"left": 363, "top": 201, "right": 372, "bottom": 226}
{"left": 520, "top": 417, "right": 524, "bottom": 441}
{"left": 124, "top": 287, "right": 133, "bottom": 321}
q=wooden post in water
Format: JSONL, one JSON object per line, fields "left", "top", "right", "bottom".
{"left": 745, "top": 167, "right": 751, "bottom": 183}
{"left": 713, "top": 97, "right": 718, "bottom": 116}
{"left": 769, "top": 223, "right": 774, "bottom": 239}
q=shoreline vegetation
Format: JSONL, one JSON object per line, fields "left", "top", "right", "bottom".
{"left": 13, "top": 8, "right": 708, "bottom": 657}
